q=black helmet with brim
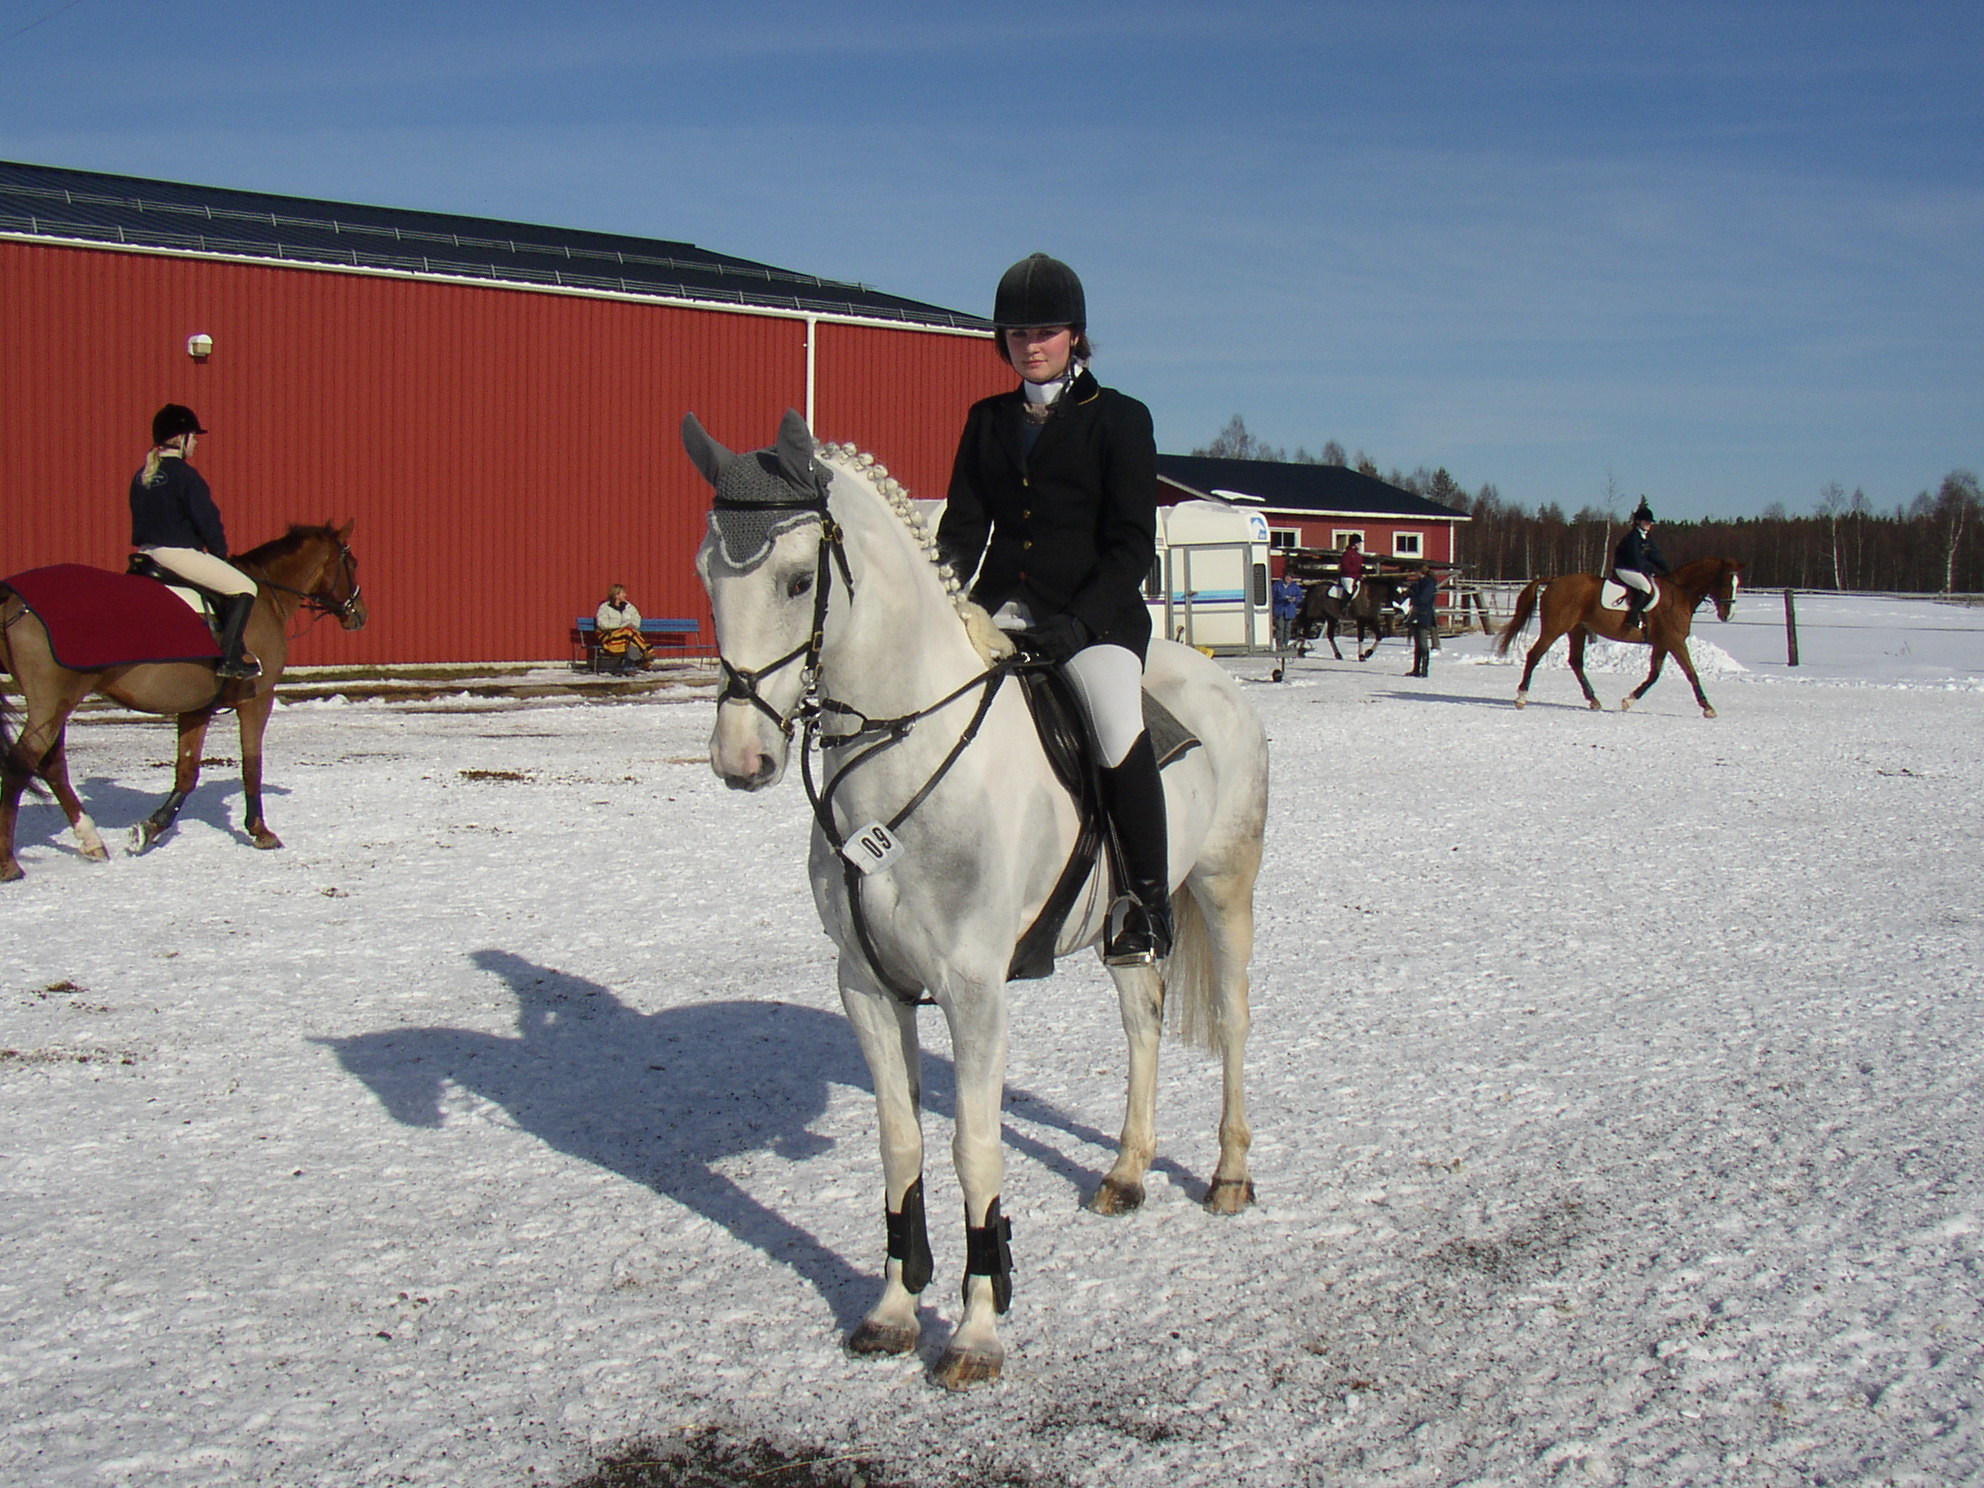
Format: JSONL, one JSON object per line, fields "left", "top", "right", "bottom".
{"left": 994, "top": 253, "right": 1086, "bottom": 331}
{"left": 152, "top": 403, "right": 207, "bottom": 445}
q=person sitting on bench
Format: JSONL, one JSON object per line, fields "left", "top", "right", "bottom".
{"left": 595, "top": 583, "right": 652, "bottom": 673}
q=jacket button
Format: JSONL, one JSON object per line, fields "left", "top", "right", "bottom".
{"left": 1022, "top": 509, "right": 1032, "bottom": 519}
{"left": 1022, "top": 539, "right": 1033, "bottom": 550}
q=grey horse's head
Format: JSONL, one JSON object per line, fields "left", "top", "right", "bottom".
{"left": 684, "top": 409, "right": 831, "bottom": 790}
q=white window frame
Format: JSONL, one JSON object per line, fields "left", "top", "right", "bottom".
{"left": 1331, "top": 528, "right": 1366, "bottom": 550}
{"left": 1269, "top": 526, "right": 1303, "bottom": 551}
{"left": 1392, "top": 531, "right": 1424, "bottom": 558}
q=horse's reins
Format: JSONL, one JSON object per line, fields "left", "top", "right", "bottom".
{"left": 712, "top": 475, "right": 1016, "bottom": 1005}
{"left": 254, "top": 537, "right": 364, "bottom": 628}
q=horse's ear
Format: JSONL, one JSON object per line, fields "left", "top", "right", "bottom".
{"left": 773, "top": 408, "right": 817, "bottom": 491}
{"left": 681, "top": 413, "right": 734, "bottom": 491}
{"left": 337, "top": 519, "right": 355, "bottom": 540}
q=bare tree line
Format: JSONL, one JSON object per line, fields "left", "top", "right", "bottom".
{"left": 1193, "top": 415, "right": 1983, "bottom": 592}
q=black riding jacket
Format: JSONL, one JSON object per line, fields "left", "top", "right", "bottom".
{"left": 130, "top": 458, "right": 229, "bottom": 556}
{"left": 938, "top": 369, "right": 1157, "bottom": 660}
{"left": 1613, "top": 526, "right": 1669, "bottom": 578}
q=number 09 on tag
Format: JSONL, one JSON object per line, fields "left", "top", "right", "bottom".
{"left": 841, "top": 822, "right": 904, "bottom": 875}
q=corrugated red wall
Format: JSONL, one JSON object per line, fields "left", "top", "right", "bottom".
{"left": 1, "top": 239, "right": 1004, "bottom": 664}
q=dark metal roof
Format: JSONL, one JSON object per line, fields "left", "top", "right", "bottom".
{"left": 1158, "top": 453, "right": 1470, "bottom": 521}
{"left": 0, "top": 159, "right": 990, "bottom": 330}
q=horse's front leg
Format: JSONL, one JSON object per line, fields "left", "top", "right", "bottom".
{"left": 1568, "top": 630, "right": 1602, "bottom": 709}
{"left": 933, "top": 984, "right": 1011, "bottom": 1390}
{"left": 135, "top": 711, "right": 213, "bottom": 852}
{"left": 236, "top": 690, "right": 283, "bottom": 848}
{"left": 1324, "top": 620, "right": 1344, "bottom": 661}
{"left": 1621, "top": 645, "right": 1671, "bottom": 713}
{"left": 840, "top": 971, "right": 931, "bottom": 1358}
{"left": 42, "top": 729, "right": 107, "bottom": 861}
{"left": 1091, "top": 960, "right": 1163, "bottom": 1215}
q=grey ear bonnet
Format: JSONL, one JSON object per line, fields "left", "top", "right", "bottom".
{"left": 683, "top": 410, "right": 829, "bottom": 572}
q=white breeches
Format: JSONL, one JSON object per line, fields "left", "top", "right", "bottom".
{"left": 1614, "top": 568, "right": 1653, "bottom": 596}
{"left": 1061, "top": 643, "right": 1145, "bottom": 768}
{"left": 141, "top": 547, "right": 257, "bottom": 597}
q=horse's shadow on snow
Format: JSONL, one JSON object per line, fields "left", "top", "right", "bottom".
{"left": 321, "top": 948, "right": 1177, "bottom": 1332}
{"left": 14, "top": 773, "right": 286, "bottom": 854}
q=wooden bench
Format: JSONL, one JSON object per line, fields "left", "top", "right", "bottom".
{"left": 571, "top": 616, "right": 701, "bottom": 672}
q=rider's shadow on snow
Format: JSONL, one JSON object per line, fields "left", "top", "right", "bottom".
{"left": 322, "top": 948, "right": 1164, "bottom": 1332}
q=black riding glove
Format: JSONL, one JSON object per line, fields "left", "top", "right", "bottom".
{"left": 1017, "top": 613, "right": 1092, "bottom": 663}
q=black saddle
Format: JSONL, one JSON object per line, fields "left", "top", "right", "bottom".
{"left": 1005, "top": 664, "right": 1200, "bottom": 981}
{"left": 125, "top": 554, "right": 223, "bottom": 625}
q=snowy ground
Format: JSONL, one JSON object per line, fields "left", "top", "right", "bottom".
{"left": 1, "top": 596, "right": 1979, "bottom": 1487}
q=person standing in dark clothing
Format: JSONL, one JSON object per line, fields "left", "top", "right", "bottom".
{"left": 1612, "top": 498, "right": 1670, "bottom": 635}
{"left": 130, "top": 404, "right": 260, "bottom": 679}
{"left": 1404, "top": 568, "right": 1440, "bottom": 677}
{"left": 938, "top": 252, "right": 1171, "bottom": 966}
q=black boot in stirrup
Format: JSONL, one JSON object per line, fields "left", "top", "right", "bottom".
{"left": 1098, "top": 733, "right": 1174, "bottom": 967}
{"left": 214, "top": 593, "right": 262, "bottom": 680}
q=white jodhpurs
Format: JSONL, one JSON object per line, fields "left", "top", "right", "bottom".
{"left": 1061, "top": 643, "right": 1146, "bottom": 768}
{"left": 140, "top": 547, "right": 257, "bottom": 597}
{"left": 1614, "top": 568, "right": 1653, "bottom": 598}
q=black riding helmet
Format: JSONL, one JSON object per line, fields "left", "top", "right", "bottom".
{"left": 152, "top": 403, "right": 207, "bottom": 445}
{"left": 994, "top": 253, "right": 1086, "bottom": 332}
{"left": 1632, "top": 497, "right": 1655, "bottom": 524}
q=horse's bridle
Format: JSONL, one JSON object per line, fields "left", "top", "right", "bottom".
{"left": 260, "top": 535, "right": 363, "bottom": 623}
{"left": 711, "top": 486, "right": 851, "bottom": 739}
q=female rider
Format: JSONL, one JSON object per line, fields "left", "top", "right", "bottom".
{"left": 130, "top": 404, "right": 260, "bottom": 680}
{"left": 937, "top": 253, "right": 1171, "bottom": 965}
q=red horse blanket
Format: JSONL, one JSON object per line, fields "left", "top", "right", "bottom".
{"left": 4, "top": 564, "right": 222, "bottom": 671}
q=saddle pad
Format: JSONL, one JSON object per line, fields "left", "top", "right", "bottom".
{"left": 1600, "top": 578, "right": 1659, "bottom": 615}
{"left": 3, "top": 563, "right": 221, "bottom": 671}
{"left": 1144, "top": 692, "right": 1201, "bottom": 770}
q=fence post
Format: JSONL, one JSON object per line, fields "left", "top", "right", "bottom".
{"left": 1784, "top": 589, "right": 1800, "bottom": 667}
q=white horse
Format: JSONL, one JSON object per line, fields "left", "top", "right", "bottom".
{"left": 684, "top": 410, "right": 1268, "bottom": 1390}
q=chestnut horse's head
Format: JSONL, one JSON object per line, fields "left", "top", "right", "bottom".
{"left": 1708, "top": 559, "right": 1744, "bottom": 622}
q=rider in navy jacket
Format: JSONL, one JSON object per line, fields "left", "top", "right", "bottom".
{"left": 1612, "top": 499, "right": 1670, "bottom": 632}
{"left": 938, "top": 253, "right": 1170, "bottom": 967}
{"left": 130, "top": 454, "right": 230, "bottom": 555}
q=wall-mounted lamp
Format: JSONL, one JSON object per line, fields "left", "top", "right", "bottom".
{"left": 187, "top": 333, "right": 213, "bottom": 361}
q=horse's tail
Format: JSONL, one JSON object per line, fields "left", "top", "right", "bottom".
{"left": 1162, "top": 885, "right": 1221, "bottom": 1055}
{"left": 1494, "top": 580, "right": 1543, "bottom": 656}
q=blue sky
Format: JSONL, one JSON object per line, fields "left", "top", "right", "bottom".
{"left": 3, "top": 0, "right": 1978, "bottom": 519}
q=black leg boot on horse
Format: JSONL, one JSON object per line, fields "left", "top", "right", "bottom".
{"left": 213, "top": 592, "right": 262, "bottom": 681}
{"left": 1099, "top": 732, "right": 1174, "bottom": 966}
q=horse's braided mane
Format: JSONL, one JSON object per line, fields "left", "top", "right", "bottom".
{"left": 815, "top": 443, "right": 973, "bottom": 619}
{"left": 236, "top": 523, "right": 335, "bottom": 567}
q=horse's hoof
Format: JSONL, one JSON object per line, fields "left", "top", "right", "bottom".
{"left": 81, "top": 844, "right": 110, "bottom": 863}
{"left": 1619, "top": 697, "right": 1634, "bottom": 712}
{"left": 1087, "top": 1177, "right": 1145, "bottom": 1215}
{"left": 0, "top": 860, "right": 22, "bottom": 883}
{"left": 251, "top": 830, "right": 284, "bottom": 851}
{"left": 847, "top": 1319, "right": 919, "bottom": 1356}
{"left": 1204, "top": 1177, "right": 1256, "bottom": 1214}
{"left": 1513, "top": 695, "right": 1527, "bottom": 709}
{"left": 130, "top": 824, "right": 162, "bottom": 854}
{"left": 1588, "top": 699, "right": 1604, "bottom": 711}
{"left": 1702, "top": 707, "right": 1717, "bottom": 719}
{"left": 933, "top": 1344, "right": 1003, "bottom": 1390}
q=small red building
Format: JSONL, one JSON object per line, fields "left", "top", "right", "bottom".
{"left": 1157, "top": 454, "right": 1471, "bottom": 574}
{"left": 0, "top": 160, "right": 1007, "bottom": 665}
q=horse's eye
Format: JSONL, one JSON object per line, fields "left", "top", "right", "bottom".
{"left": 787, "top": 573, "right": 813, "bottom": 599}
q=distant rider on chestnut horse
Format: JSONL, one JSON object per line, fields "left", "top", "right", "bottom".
{"left": 1612, "top": 498, "right": 1670, "bottom": 636}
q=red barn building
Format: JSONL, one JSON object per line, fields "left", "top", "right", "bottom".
{"left": 0, "top": 160, "right": 1007, "bottom": 665}
{"left": 1157, "top": 454, "right": 1471, "bottom": 574}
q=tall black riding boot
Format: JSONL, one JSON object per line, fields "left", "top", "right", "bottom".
{"left": 214, "top": 593, "right": 261, "bottom": 680}
{"left": 1098, "top": 732, "right": 1173, "bottom": 966}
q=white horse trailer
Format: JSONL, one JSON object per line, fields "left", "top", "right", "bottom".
{"left": 1148, "top": 500, "right": 1273, "bottom": 654}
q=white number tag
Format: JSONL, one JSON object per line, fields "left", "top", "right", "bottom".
{"left": 841, "top": 822, "right": 904, "bottom": 875}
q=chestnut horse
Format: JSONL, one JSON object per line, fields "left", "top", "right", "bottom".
{"left": 0, "top": 522, "right": 365, "bottom": 880}
{"left": 1494, "top": 556, "right": 1744, "bottom": 717}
